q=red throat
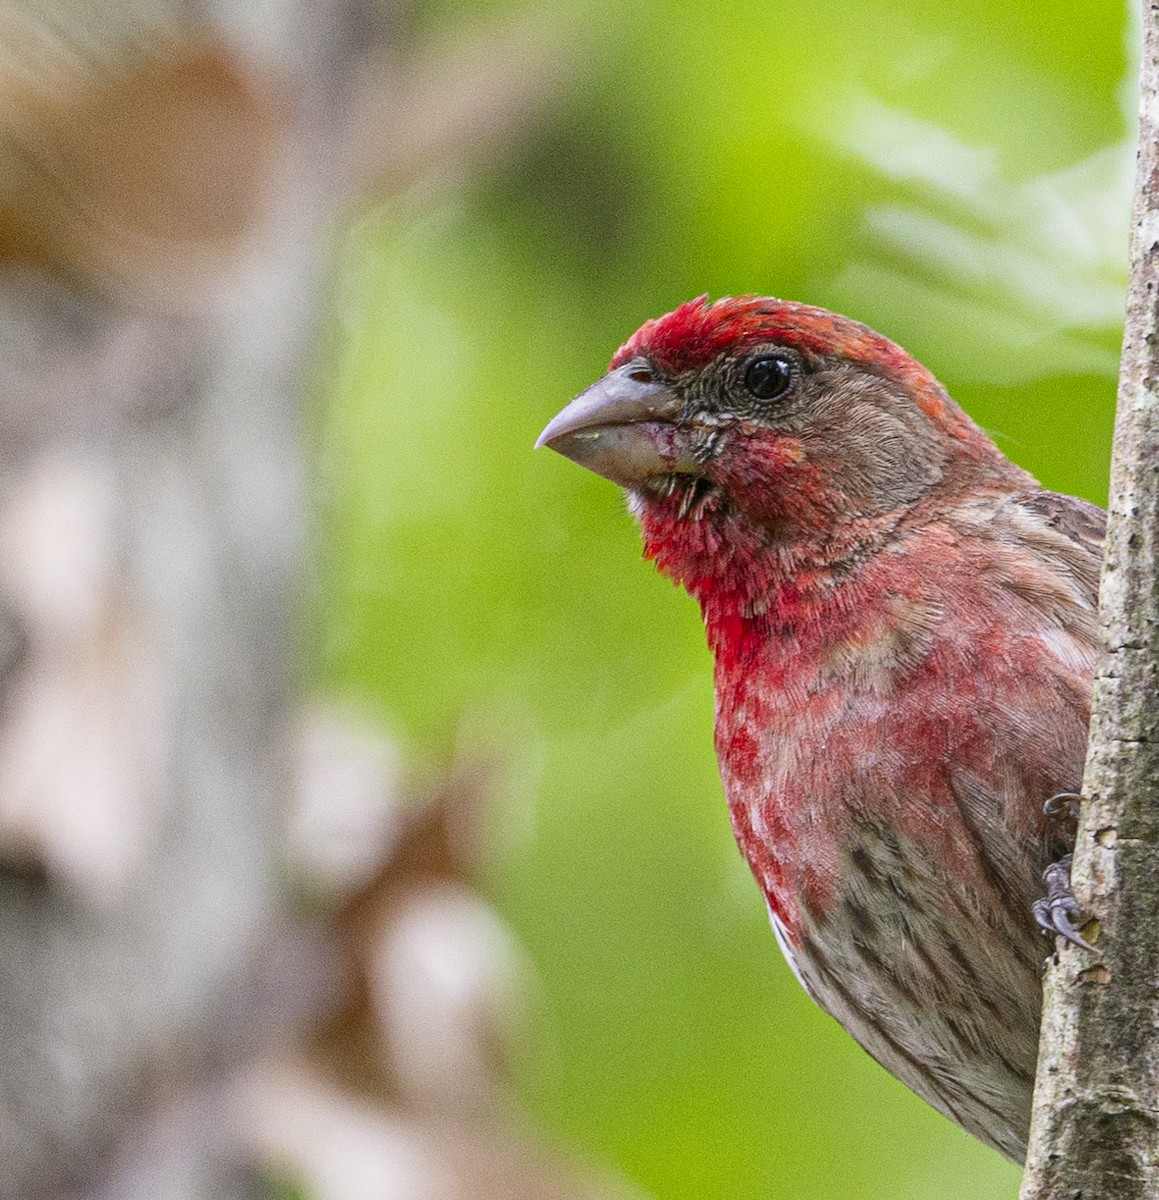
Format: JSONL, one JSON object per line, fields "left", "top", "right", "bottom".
{"left": 636, "top": 485, "right": 840, "bottom": 676}
{"left": 636, "top": 485, "right": 872, "bottom": 931}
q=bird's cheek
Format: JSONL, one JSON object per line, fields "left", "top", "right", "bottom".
{"left": 713, "top": 432, "right": 806, "bottom": 491}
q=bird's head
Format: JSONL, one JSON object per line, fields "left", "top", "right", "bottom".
{"left": 538, "top": 296, "right": 1020, "bottom": 582}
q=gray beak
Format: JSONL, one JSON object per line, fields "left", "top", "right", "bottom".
{"left": 535, "top": 363, "right": 699, "bottom": 487}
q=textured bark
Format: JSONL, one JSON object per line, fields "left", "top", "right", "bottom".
{"left": 0, "top": 4, "right": 369, "bottom": 1198}
{"left": 1020, "top": 6, "right": 1159, "bottom": 1196}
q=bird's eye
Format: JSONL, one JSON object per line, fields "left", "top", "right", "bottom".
{"left": 743, "top": 355, "right": 792, "bottom": 402}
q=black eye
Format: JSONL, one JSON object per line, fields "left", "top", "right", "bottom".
{"left": 743, "top": 355, "right": 792, "bottom": 401}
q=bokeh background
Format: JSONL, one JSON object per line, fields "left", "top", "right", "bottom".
{"left": 0, "top": 0, "right": 1135, "bottom": 1197}
{"left": 314, "top": 1, "right": 1131, "bottom": 1198}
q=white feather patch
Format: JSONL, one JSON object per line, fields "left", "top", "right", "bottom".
{"left": 766, "top": 899, "right": 817, "bottom": 1003}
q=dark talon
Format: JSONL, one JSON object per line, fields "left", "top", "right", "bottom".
{"left": 1033, "top": 853, "right": 1095, "bottom": 952}
{"left": 1043, "top": 791, "right": 1082, "bottom": 822}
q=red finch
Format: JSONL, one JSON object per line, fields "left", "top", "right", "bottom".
{"left": 536, "top": 295, "right": 1102, "bottom": 1163}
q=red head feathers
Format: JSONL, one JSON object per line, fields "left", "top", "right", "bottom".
{"left": 611, "top": 294, "right": 965, "bottom": 433}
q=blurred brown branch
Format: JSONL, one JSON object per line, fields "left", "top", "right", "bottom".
{"left": 0, "top": 6, "right": 580, "bottom": 304}
{"left": 239, "top": 721, "right": 635, "bottom": 1200}
{"left": 0, "top": 25, "right": 284, "bottom": 302}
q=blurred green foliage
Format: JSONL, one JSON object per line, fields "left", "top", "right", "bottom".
{"left": 315, "top": 0, "right": 1130, "bottom": 1195}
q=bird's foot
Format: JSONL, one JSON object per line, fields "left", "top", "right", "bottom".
{"left": 1032, "top": 853, "right": 1094, "bottom": 951}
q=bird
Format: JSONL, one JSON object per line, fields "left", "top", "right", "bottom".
{"left": 536, "top": 294, "right": 1103, "bottom": 1163}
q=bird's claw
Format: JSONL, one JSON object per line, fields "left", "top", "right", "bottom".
{"left": 1032, "top": 854, "right": 1094, "bottom": 952}
{"left": 1043, "top": 791, "right": 1081, "bottom": 823}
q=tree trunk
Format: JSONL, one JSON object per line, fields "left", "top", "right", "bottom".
{"left": 1020, "top": 3, "right": 1159, "bottom": 1195}
{"left": 0, "top": 4, "right": 369, "bottom": 1197}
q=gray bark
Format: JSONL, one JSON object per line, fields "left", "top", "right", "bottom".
{"left": 1020, "top": 4, "right": 1159, "bottom": 1196}
{"left": 0, "top": 4, "right": 369, "bottom": 1197}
